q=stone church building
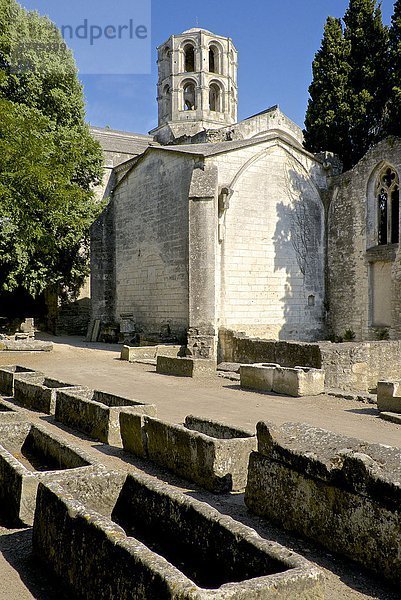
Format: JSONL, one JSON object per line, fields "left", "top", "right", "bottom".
{"left": 90, "top": 28, "right": 401, "bottom": 357}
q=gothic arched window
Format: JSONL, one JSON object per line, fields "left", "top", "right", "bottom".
{"left": 183, "top": 44, "right": 195, "bottom": 73}
{"left": 377, "top": 166, "right": 400, "bottom": 245}
{"left": 183, "top": 82, "right": 196, "bottom": 111}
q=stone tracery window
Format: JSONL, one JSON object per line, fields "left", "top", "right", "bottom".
{"left": 377, "top": 166, "right": 399, "bottom": 245}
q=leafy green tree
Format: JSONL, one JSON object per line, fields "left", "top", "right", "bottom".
{"left": 343, "top": 0, "right": 389, "bottom": 167}
{"left": 388, "top": 0, "right": 401, "bottom": 135}
{"left": 304, "top": 17, "right": 351, "bottom": 161}
{"left": 0, "top": 0, "right": 103, "bottom": 299}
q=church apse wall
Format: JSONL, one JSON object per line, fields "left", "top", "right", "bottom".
{"left": 216, "top": 142, "right": 326, "bottom": 341}
{"left": 328, "top": 138, "right": 401, "bottom": 341}
{"left": 112, "top": 150, "right": 194, "bottom": 339}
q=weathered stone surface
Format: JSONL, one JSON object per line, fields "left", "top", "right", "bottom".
{"left": 379, "top": 411, "right": 401, "bottom": 424}
{"left": 1, "top": 340, "right": 53, "bottom": 352}
{"left": 221, "top": 329, "right": 401, "bottom": 392}
{"left": 33, "top": 470, "right": 324, "bottom": 599}
{"left": 377, "top": 380, "right": 401, "bottom": 413}
{"left": 0, "top": 365, "right": 41, "bottom": 397}
{"left": 14, "top": 376, "right": 83, "bottom": 415}
{"left": 240, "top": 364, "right": 278, "bottom": 392}
{"left": 246, "top": 421, "right": 401, "bottom": 584}
{"left": 240, "top": 364, "right": 324, "bottom": 396}
{"left": 123, "top": 415, "right": 256, "bottom": 492}
{"left": 0, "top": 421, "right": 98, "bottom": 526}
{"left": 120, "top": 344, "right": 183, "bottom": 362}
{"left": 156, "top": 356, "right": 216, "bottom": 378}
{"left": 119, "top": 411, "right": 149, "bottom": 458}
{"left": 55, "top": 388, "right": 156, "bottom": 446}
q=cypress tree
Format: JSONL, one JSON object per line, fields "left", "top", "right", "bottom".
{"left": 388, "top": 0, "right": 401, "bottom": 136}
{"left": 343, "top": 0, "right": 389, "bottom": 168}
{"left": 304, "top": 17, "right": 351, "bottom": 162}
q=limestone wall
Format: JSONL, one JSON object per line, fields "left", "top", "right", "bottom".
{"left": 214, "top": 140, "right": 326, "bottom": 341}
{"left": 328, "top": 137, "right": 401, "bottom": 341}
{"left": 113, "top": 150, "right": 194, "bottom": 337}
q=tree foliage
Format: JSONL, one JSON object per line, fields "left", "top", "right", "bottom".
{"left": 304, "top": 17, "right": 351, "bottom": 160}
{"left": 0, "top": 0, "right": 103, "bottom": 298}
{"left": 304, "top": 0, "right": 391, "bottom": 170}
{"left": 388, "top": 0, "right": 401, "bottom": 135}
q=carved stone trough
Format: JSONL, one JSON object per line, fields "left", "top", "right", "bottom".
{"left": 55, "top": 388, "right": 157, "bottom": 445}
{"left": 33, "top": 470, "right": 324, "bottom": 599}
{"left": 119, "top": 414, "right": 256, "bottom": 492}
{"left": 245, "top": 421, "right": 401, "bottom": 585}
{"left": 0, "top": 365, "right": 42, "bottom": 397}
{"left": 0, "top": 421, "right": 98, "bottom": 525}
{"left": 14, "top": 375, "right": 83, "bottom": 415}
{"left": 240, "top": 364, "right": 325, "bottom": 396}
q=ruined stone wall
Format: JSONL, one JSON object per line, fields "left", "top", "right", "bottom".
{"left": 220, "top": 329, "right": 401, "bottom": 392}
{"left": 214, "top": 140, "right": 326, "bottom": 340}
{"left": 113, "top": 151, "right": 194, "bottom": 337}
{"left": 328, "top": 137, "right": 401, "bottom": 341}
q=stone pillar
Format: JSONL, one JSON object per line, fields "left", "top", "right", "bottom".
{"left": 187, "top": 162, "right": 218, "bottom": 359}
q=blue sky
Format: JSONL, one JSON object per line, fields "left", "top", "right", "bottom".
{"left": 21, "top": 0, "right": 396, "bottom": 134}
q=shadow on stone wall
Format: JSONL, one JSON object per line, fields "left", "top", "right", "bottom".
{"left": 272, "top": 167, "right": 325, "bottom": 341}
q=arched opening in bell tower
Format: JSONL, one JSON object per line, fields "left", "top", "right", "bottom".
{"left": 183, "top": 81, "right": 196, "bottom": 111}
{"left": 209, "top": 82, "right": 222, "bottom": 112}
{"left": 184, "top": 44, "right": 195, "bottom": 72}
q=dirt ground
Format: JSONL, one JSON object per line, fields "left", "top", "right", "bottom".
{"left": 0, "top": 335, "right": 400, "bottom": 600}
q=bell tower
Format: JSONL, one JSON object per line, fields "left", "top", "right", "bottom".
{"left": 150, "top": 28, "right": 238, "bottom": 144}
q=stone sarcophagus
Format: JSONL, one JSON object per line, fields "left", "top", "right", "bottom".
{"left": 119, "top": 414, "right": 256, "bottom": 492}
{"left": 240, "top": 364, "right": 325, "bottom": 397}
{"left": 0, "top": 365, "right": 42, "bottom": 397}
{"left": 55, "top": 388, "right": 157, "bottom": 446}
{"left": 33, "top": 470, "right": 324, "bottom": 599}
{"left": 0, "top": 421, "right": 98, "bottom": 525}
{"left": 377, "top": 380, "right": 401, "bottom": 413}
{"left": 245, "top": 421, "right": 401, "bottom": 585}
{"left": 14, "top": 375, "right": 83, "bottom": 415}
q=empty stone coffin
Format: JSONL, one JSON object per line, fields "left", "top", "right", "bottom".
{"left": 119, "top": 414, "right": 256, "bottom": 492}
{"left": 14, "top": 375, "right": 83, "bottom": 414}
{"left": 156, "top": 356, "right": 216, "bottom": 378}
{"left": 0, "top": 365, "right": 42, "bottom": 397}
{"left": 33, "top": 470, "right": 324, "bottom": 599}
{"left": 0, "top": 421, "right": 97, "bottom": 525}
{"left": 55, "top": 388, "right": 157, "bottom": 446}
{"left": 377, "top": 380, "right": 401, "bottom": 413}
{"left": 245, "top": 421, "right": 401, "bottom": 585}
{"left": 240, "top": 364, "right": 325, "bottom": 396}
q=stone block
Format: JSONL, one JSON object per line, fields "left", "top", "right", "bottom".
{"left": 14, "top": 376, "right": 83, "bottom": 415}
{"left": 377, "top": 380, "right": 401, "bottom": 413}
{"left": 245, "top": 421, "right": 401, "bottom": 585}
{"left": 379, "top": 411, "right": 401, "bottom": 424}
{"left": 124, "top": 415, "right": 256, "bottom": 492}
{"left": 119, "top": 411, "right": 149, "bottom": 458}
{"left": 240, "top": 363, "right": 278, "bottom": 391}
{"left": 55, "top": 388, "right": 156, "bottom": 446}
{"left": 156, "top": 356, "right": 216, "bottom": 378}
{"left": 121, "top": 344, "right": 183, "bottom": 362}
{"left": 273, "top": 366, "right": 325, "bottom": 397}
{"left": 0, "top": 365, "right": 41, "bottom": 397}
{"left": 33, "top": 470, "right": 324, "bottom": 599}
{"left": 0, "top": 421, "right": 98, "bottom": 526}
{"left": 2, "top": 340, "right": 53, "bottom": 352}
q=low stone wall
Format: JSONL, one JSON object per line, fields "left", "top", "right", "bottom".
{"left": 0, "top": 421, "right": 98, "bottom": 526}
{"left": 0, "top": 340, "right": 53, "bottom": 352}
{"left": 0, "top": 366, "right": 40, "bottom": 397}
{"left": 120, "top": 415, "right": 256, "bottom": 492}
{"left": 33, "top": 470, "right": 324, "bottom": 599}
{"left": 245, "top": 421, "right": 401, "bottom": 585}
{"left": 220, "top": 329, "right": 401, "bottom": 392}
{"left": 240, "top": 364, "right": 325, "bottom": 397}
{"left": 14, "top": 375, "right": 83, "bottom": 415}
{"left": 156, "top": 356, "right": 216, "bottom": 378}
{"left": 55, "top": 388, "right": 156, "bottom": 446}
{"left": 121, "top": 344, "right": 184, "bottom": 362}
{"left": 377, "top": 381, "right": 401, "bottom": 413}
